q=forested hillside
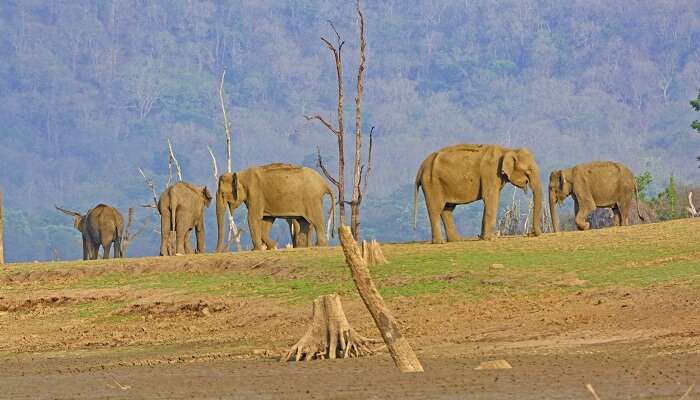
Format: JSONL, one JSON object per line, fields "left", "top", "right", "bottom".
{"left": 1, "top": 1, "right": 699, "bottom": 261}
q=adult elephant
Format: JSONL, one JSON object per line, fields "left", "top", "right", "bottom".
{"left": 413, "top": 144, "right": 543, "bottom": 242}
{"left": 548, "top": 161, "right": 643, "bottom": 231}
{"left": 56, "top": 204, "right": 124, "bottom": 260}
{"left": 158, "top": 182, "right": 212, "bottom": 256}
{"left": 215, "top": 163, "right": 335, "bottom": 251}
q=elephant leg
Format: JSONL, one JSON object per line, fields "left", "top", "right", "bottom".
{"left": 195, "top": 218, "right": 206, "bottom": 254}
{"left": 296, "top": 219, "right": 311, "bottom": 248}
{"left": 88, "top": 240, "right": 99, "bottom": 260}
{"left": 160, "top": 209, "right": 171, "bottom": 256}
{"left": 612, "top": 206, "right": 622, "bottom": 226}
{"left": 183, "top": 230, "right": 194, "bottom": 254}
{"left": 480, "top": 189, "right": 500, "bottom": 240}
{"left": 102, "top": 242, "right": 112, "bottom": 259}
{"left": 261, "top": 217, "right": 277, "bottom": 250}
{"left": 309, "top": 206, "right": 327, "bottom": 247}
{"left": 247, "top": 208, "right": 265, "bottom": 250}
{"left": 82, "top": 236, "right": 89, "bottom": 261}
{"left": 423, "top": 189, "right": 446, "bottom": 244}
{"left": 574, "top": 195, "right": 595, "bottom": 230}
{"left": 618, "top": 199, "right": 631, "bottom": 226}
{"left": 175, "top": 217, "right": 188, "bottom": 255}
{"left": 441, "top": 204, "right": 461, "bottom": 242}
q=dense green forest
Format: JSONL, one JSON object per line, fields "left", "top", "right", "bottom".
{"left": 1, "top": 1, "right": 699, "bottom": 261}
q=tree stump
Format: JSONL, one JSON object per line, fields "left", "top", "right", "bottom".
{"left": 283, "top": 294, "right": 378, "bottom": 361}
{"left": 361, "top": 240, "right": 388, "bottom": 266}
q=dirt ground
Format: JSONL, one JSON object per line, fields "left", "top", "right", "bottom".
{"left": 1, "top": 221, "right": 699, "bottom": 399}
{"left": 1, "top": 284, "right": 698, "bottom": 399}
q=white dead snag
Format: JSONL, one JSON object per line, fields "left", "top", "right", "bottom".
{"left": 167, "top": 138, "right": 183, "bottom": 183}
{"left": 283, "top": 294, "right": 379, "bottom": 361}
{"left": 0, "top": 190, "right": 4, "bottom": 265}
{"left": 308, "top": 21, "right": 346, "bottom": 226}
{"left": 361, "top": 239, "right": 387, "bottom": 266}
{"left": 219, "top": 70, "right": 233, "bottom": 174}
{"left": 687, "top": 191, "right": 698, "bottom": 217}
{"left": 338, "top": 226, "right": 423, "bottom": 373}
{"left": 208, "top": 145, "right": 242, "bottom": 252}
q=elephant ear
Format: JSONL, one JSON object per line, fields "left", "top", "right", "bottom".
{"left": 202, "top": 186, "right": 213, "bottom": 207}
{"left": 501, "top": 151, "right": 517, "bottom": 181}
{"left": 560, "top": 169, "right": 572, "bottom": 191}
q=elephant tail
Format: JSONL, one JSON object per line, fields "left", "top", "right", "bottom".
{"left": 169, "top": 192, "right": 177, "bottom": 235}
{"left": 413, "top": 166, "right": 423, "bottom": 230}
{"left": 634, "top": 180, "right": 646, "bottom": 222}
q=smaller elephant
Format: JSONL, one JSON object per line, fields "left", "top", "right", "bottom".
{"left": 56, "top": 204, "right": 124, "bottom": 260}
{"left": 261, "top": 217, "right": 314, "bottom": 249}
{"left": 549, "top": 161, "right": 644, "bottom": 232}
{"left": 158, "top": 182, "right": 212, "bottom": 256}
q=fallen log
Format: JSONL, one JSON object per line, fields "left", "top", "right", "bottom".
{"left": 338, "top": 225, "right": 423, "bottom": 373}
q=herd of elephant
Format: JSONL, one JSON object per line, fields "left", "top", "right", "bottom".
{"left": 59, "top": 144, "right": 643, "bottom": 260}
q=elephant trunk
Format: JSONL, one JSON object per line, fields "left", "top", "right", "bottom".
{"left": 215, "top": 192, "right": 226, "bottom": 253}
{"left": 549, "top": 189, "right": 560, "bottom": 233}
{"left": 530, "top": 175, "right": 543, "bottom": 236}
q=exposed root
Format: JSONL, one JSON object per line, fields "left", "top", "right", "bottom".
{"left": 283, "top": 294, "right": 379, "bottom": 362}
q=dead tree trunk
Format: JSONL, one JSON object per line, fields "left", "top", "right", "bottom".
{"left": 0, "top": 190, "right": 4, "bottom": 265}
{"left": 283, "top": 294, "right": 378, "bottom": 361}
{"left": 350, "top": 3, "right": 370, "bottom": 240}
{"left": 338, "top": 226, "right": 423, "bottom": 372}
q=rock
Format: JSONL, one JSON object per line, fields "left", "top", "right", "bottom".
{"left": 475, "top": 359, "right": 512, "bottom": 370}
{"left": 201, "top": 307, "right": 211, "bottom": 317}
{"left": 490, "top": 263, "right": 505, "bottom": 270}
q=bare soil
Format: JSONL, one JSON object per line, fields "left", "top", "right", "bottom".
{"left": 1, "top": 220, "right": 699, "bottom": 399}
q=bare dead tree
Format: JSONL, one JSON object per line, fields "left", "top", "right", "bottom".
{"left": 216, "top": 71, "right": 244, "bottom": 252}
{"left": 208, "top": 145, "right": 242, "bottom": 251}
{"left": 121, "top": 207, "right": 151, "bottom": 257}
{"left": 0, "top": 190, "right": 4, "bottom": 265}
{"left": 308, "top": 1, "right": 373, "bottom": 240}
{"left": 308, "top": 21, "right": 346, "bottom": 225}
{"left": 167, "top": 138, "right": 183, "bottom": 184}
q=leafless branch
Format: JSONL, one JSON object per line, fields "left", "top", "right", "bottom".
{"left": 361, "top": 126, "right": 374, "bottom": 197}
{"left": 317, "top": 146, "right": 340, "bottom": 188}
{"left": 55, "top": 205, "right": 82, "bottom": 217}
{"left": 167, "top": 138, "right": 183, "bottom": 182}
{"left": 138, "top": 167, "right": 159, "bottom": 209}
{"left": 219, "top": 69, "right": 232, "bottom": 173}
{"left": 304, "top": 115, "right": 339, "bottom": 136}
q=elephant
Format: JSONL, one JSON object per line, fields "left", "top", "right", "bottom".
{"left": 413, "top": 144, "right": 543, "bottom": 243}
{"left": 158, "top": 182, "right": 212, "bottom": 256}
{"left": 548, "top": 161, "right": 644, "bottom": 231}
{"left": 56, "top": 204, "right": 124, "bottom": 260}
{"left": 261, "top": 217, "right": 313, "bottom": 249}
{"left": 215, "top": 163, "right": 335, "bottom": 251}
